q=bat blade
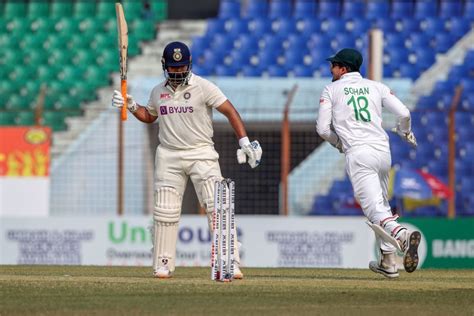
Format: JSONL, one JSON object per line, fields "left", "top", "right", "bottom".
{"left": 116, "top": 3, "right": 128, "bottom": 121}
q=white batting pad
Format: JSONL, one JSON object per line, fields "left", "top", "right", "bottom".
{"left": 153, "top": 187, "right": 182, "bottom": 222}
{"left": 152, "top": 221, "right": 179, "bottom": 272}
{"left": 366, "top": 221, "right": 402, "bottom": 252}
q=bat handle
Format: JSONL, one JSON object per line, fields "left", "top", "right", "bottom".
{"left": 121, "top": 80, "right": 127, "bottom": 121}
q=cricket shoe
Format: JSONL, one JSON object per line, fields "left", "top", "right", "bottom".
{"left": 233, "top": 266, "right": 243, "bottom": 279}
{"left": 396, "top": 229, "right": 421, "bottom": 273}
{"left": 153, "top": 267, "right": 173, "bottom": 279}
{"left": 369, "top": 250, "right": 399, "bottom": 279}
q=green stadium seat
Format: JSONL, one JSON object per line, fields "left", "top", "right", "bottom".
{"left": 74, "top": 1, "right": 96, "bottom": 18}
{"left": 36, "top": 65, "right": 61, "bottom": 82}
{"left": 127, "top": 34, "right": 141, "bottom": 56}
{"left": 69, "top": 82, "right": 98, "bottom": 103}
{"left": 6, "top": 18, "right": 32, "bottom": 34}
{"left": 15, "top": 111, "right": 36, "bottom": 126}
{"left": 96, "top": 50, "right": 117, "bottom": 72}
{"left": 129, "top": 19, "right": 155, "bottom": 41}
{"left": 30, "top": 17, "right": 58, "bottom": 33}
{"left": 48, "top": 80, "right": 71, "bottom": 95}
{"left": 90, "top": 33, "right": 116, "bottom": 50}
{"left": 24, "top": 50, "right": 49, "bottom": 66}
{"left": 19, "top": 33, "right": 48, "bottom": 50}
{"left": 9, "top": 67, "right": 34, "bottom": 84}
{"left": 6, "top": 94, "right": 34, "bottom": 111}
{"left": 28, "top": 1, "right": 50, "bottom": 18}
{"left": 97, "top": 1, "right": 116, "bottom": 18}
{"left": 57, "top": 65, "right": 87, "bottom": 84}
{"left": 48, "top": 49, "right": 74, "bottom": 66}
{"left": 0, "top": 112, "right": 17, "bottom": 125}
{"left": 54, "top": 94, "right": 83, "bottom": 113}
{"left": 44, "top": 33, "right": 70, "bottom": 50}
{"left": 51, "top": 2, "right": 74, "bottom": 17}
{"left": 4, "top": 2, "right": 27, "bottom": 18}
{"left": 20, "top": 81, "right": 42, "bottom": 100}
{"left": 151, "top": 1, "right": 168, "bottom": 21}
{"left": 102, "top": 17, "right": 117, "bottom": 33}
{"left": 79, "top": 17, "right": 105, "bottom": 34}
{"left": 0, "top": 33, "right": 21, "bottom": 49}
{"left": 1, "top": 50, "right": 24, "bottom": 67}
{"left": 84, "top": 66, "right": 111, "bottom": 86}
{"left": 73, "top": 50, "right": 97, "bottom": 66}
{"left": 0, "top": 80, "right": 18, "bottom": 98}
{"left": 68, "top": 34, "right": 93, "bottom": 50}
{"left": 55, "top": 17, "right": 81, "bottom": 34}
{"left": 42, "top": 111, "right": 67, "bottom": 132}
{"left": 123, "top": 1, "right": 145, "bottom": 19}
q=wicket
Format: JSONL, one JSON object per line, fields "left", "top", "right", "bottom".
{"left": 211, "top": 179, "right": 236, "bottom": 282}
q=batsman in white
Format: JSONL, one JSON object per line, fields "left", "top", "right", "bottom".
{"left": 316, "top": 48, "right": 421, "bottom": 279}
{"left": 112, "top": 41, "right": 262, "bottom": 278}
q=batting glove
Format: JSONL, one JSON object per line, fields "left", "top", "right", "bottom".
{"left": 237, "top": 137, "right": 262, "bottom": 168}
{"left": 112, "top": 90, "right": 138, "bottom": 113}
{"left": 392, "top": 126, "right": 417, "bottom": 148}
{"left": 332, "top": 137, "right": 344, "bottom": 153}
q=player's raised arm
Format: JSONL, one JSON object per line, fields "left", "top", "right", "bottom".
{"left": 112, "top": 90, "right": 157, "bottom": 123}
{"left": 217, "top": 100, "right": 262, "bottom": 168}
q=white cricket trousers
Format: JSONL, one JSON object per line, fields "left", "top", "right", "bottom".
{"left": 154, "top": 144, "right": 222, "bottom": 206}
{"left": 345, "top": 145, "right": 396, "bottom": 251}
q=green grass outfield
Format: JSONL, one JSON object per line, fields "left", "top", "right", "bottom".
{"left": 1, "top": 266, "right": 473, "bottom": 315}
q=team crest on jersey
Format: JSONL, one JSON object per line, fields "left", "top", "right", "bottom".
{"left": 184, "top": 92, "right": 191, "bottom": 100}
{"left": 160, "top": 93, "right": 171, "bottom": 99}
{"left": 173, "top": 48, "right": 182, "bottom": 61}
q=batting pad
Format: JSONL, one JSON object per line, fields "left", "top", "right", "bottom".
{"left": 366, "top": 221, "right": 402, "bottom": 252}
{"left": 154, "top": 187, "right": 182, "bottom": 222}
{"left": 202, "top": 177, "right": 222, "bottom": 230}
{"left": 152, "top": 221, "right": 179, "bottom": 272}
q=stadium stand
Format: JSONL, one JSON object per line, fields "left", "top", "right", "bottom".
{"left": 0, "top": 0, "right": 167, "bottom": 132}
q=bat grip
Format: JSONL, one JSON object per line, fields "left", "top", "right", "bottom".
{"left": 121, "top": 80, "right": 127, "bottom": 121}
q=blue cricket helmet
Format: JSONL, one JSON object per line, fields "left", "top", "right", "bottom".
{"left": 161, "top": 41, "right": 192, "bottom": 85}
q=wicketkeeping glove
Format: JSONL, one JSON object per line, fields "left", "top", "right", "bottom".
{"left": 112, "top": 90, "right": 138, "bottom": 113}
{"left": 392, "top": 126, "right": 417, "bottom": 148}
{"left": 236, "top": 137, "right": 262, "bottom": 168}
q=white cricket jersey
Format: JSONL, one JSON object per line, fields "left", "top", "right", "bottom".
{"left": 317, "top": 72, "right": 410, "bottom": 153}
{"left": 146, "top": 73, "right": 227, "bottom": 150}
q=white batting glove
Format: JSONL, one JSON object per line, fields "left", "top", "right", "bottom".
{"left": 112, "top": 90, "right": 138, "bottom": 113}
{"left": 236, "top": 137, "right": 262, "bottom": 168}
{"left": 392, "top": 126, "right": 417, "bottom": 148}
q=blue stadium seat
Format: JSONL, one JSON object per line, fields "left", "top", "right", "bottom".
{"left": 229, "top": 49, "right": 252, "bottom": 67}
{"left": 455, "top": 111, "right": 474, "bottom": 128}
{"left": 283, "top": 48, "right": 306, "bottom": 66}
{"left": 235, "top": 34, "right": 259, "bottom": 53}
{"left": 465, "top": 0, "right": 474, "bottom": 19}
{"left": 267, "top": 64, "right": 287, "bottom": 77}
{"left": 192, "top": 64, "right": 212, "bottom": 76}
{"left": 434, "top": 33, "right": 455, "bottom": 54}
{"left": 293, "top": 64, "right": 314, "bottom": 77}
{"left": 272, "top": 18, "right": 297, "bottom": 35}
{"left": 241, "top": 65, "right": 263, "bottom": 77}
{"left": 372, "top": 18, "right": 395, "bottom": 33}
{"left": 285, "top": 34, "right": 308, "bottom": 51}
{"left": 211, "top": 34, "right": 235, "bottom": 51}
{"left": 342, "top": 0, "right": 365, "bottom": 19}
{"left": 427, "top": 159, "right": 448, "bottom": 179}
{"left": 318, "top": 0, "right": 341, "bottom": 18}
{"left": 366, "top": 0, "right": 389, "bottom": 19}
{"left": 310, "top": 195, "right": 334, "bottom": 215}
{"left": 391, "top": 0, "right": 414, "bottom": 18}
{"left": 414, "top": 0, "right": 438, "bottom": 18}
{"left": 424, "top": 112, "right": 447, "bottom": 128}
{"left": 398, "top": 64, "right": 419, "bottom": 80}
{"left": 346, "top": 19, "right": 371, "bottom": 34}
{"left": 260, "top": 34, "right": 284, "bottom": 52}
{"left": 439, "top": 0, "right": 463, "bottom": 18}
{"left": 461, "top": 93, "right": 474, "bottom": 111}
{"left": 296, "top": 17, "right": 320, "bottom": 36}
{"left": 433, "top": 80, "right": 455, "bottom": 96}
{"left": 256, "top": 47, "right": 281, "bottom": 67}
{"left": 385, "top": 33, "right": 405, "bottom": 48}
{"left": 395, "top": 18, "right": 420, "bottom": 35}
{"left": 309, "top": 47, "right": 332, "bottom": 68}
{"left": 269, "top": 0, "right": 292, "bottom": 18}
{"left": 321, "top": 18, "right": 346, "bottom": 35}
{"left": 248, "top": 17, "right": 272, "bottom": 36}
{"left": 294, "top": 0, "right": 316, "bottom": 19}
{"left": 385, "top": 48, "right": 408, "bottom": 64}
{"left": 218, "top": 1, "right": 241, "bottom": 19}
{"left": 447, "top": 65, "right": 464, "bottom": 82}
{"left": 420, "top": 17, "right": 447, "bottom": 36}
{"left": 244, "top": 1, "right": 268, "bottom": 18}
{"left": 205, "top": 18, "right": 226, "bottom": 37}
{"left": 203, "top": 48, "right": 226, "bottom": 65}
{"left": 427, "top": 127, "right": 448, "bottom": 144}
{"left": 331, "top": 33, "right": 356, "bottom": 51}
{"left": 449, "top": 18, "right": 472, "bottom": 38}
{"left": 225, "top": 18, "right": 249, "bottom": 36}
{"left": 215, "top": 64, "right": 238, "bottom": 76}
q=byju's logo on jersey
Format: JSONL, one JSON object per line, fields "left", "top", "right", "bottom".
{"left": 159, "top": 105, "right": 194, "bottom": 116}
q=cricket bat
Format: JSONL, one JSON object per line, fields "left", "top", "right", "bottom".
{"left": 115, "top": 3, "right": 128, "bottom": 121}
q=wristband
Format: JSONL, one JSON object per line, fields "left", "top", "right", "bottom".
{"left": 238, "top": 136, "right": 250, "bottom": 147}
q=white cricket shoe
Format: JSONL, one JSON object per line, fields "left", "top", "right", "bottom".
{"left": 153, "top": 267, "right": 173, "bottom": 279}
{"left": 233, "top": 266, "right": 243, "bottom": 279}
{"left": 396, "top": 229, "right": 421, "bottom": 273}
{"left": 369, "top": 250, "right": 399, "bottom": 279}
